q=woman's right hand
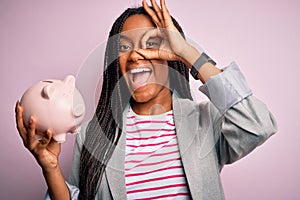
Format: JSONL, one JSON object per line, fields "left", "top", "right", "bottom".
{"left": 15, "top": 101, "right": 61, "bottom": 173}
{"left": 139, "top": 0, "right": 201, "bottom": 67}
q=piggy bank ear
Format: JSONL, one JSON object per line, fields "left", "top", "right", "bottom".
{"left": 42, "top": 85, "right": 54, "bottom": 100}
{"left": 63, "top": 75, "right": 75, "bottom": 87}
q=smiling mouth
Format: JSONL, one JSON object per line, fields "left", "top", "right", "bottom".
{"left": 129, "top": 67, "right": 152, "bottom": 90}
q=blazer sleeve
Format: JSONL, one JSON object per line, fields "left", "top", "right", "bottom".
{"left": 199, "top": 62, "right": 278, "bottom": 167}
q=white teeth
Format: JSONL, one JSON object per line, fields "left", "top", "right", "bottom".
{"left": 130, "top": 68, "right": 151, "bottom": 74}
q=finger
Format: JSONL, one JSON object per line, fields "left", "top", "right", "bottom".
{"left": 141, "top": 28, "right": 162, "bottom": 49}
{"left": 15, "top": 101, "right": 28, "bottom": 141}
{"left": 15, "top": 100, "right": 20, "bottom": 114}
{"left": 27, "top": 116, "right": 39, "bottom": 151}
{"left": 150, "top": 0, "right": 164, "bottom": 27}
{"left": 160, "top": 0, "right": 173, "bottom": 28}
{"left": 142, "top": 0, "right": 163, "bottom": 27}
{"left": 135, "top": 49, "right": 159, "bottom": 60}
{"left": 39, "top": 129, "right": 52, "bottom": 147}
{"left": 136, "top": 48, "right": 179, "bottom": 61}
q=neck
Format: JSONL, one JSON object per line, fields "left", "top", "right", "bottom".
{"left": 131, "top": 88, "right": 172, "bottom": 115}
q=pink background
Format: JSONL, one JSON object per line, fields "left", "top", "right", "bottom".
{"left": 1, "top": 0, "right": 299, "bottom": 199}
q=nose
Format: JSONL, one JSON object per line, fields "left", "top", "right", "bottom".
{"left": 129, "top": 48, "right": 144, "bottom": 62}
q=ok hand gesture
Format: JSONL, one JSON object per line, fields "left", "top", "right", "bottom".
{"left": 137, "top": 0, "right": 201, "bottom": 67}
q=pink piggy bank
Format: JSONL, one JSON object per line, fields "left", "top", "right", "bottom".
{"left": 20, "top": 75, "right": 85, "bottom": 143}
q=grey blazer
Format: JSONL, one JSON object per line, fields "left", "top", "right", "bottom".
{"left": 51, "top": 62, "right": 277, "bottom": 200}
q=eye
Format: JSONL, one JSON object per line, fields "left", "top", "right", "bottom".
{"left": 119, "top": 44, "right": 132, "bottom": 52}
{"left": 146, "top": 42, "right": 159, "bottom": 48}
{"left": 119, "top": 37, "right": 133, "bottom": 53}
{"left": 145, "top": 37, "right": 162, "bottom": 49}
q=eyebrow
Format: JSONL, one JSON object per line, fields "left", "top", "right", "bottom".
{"left": 120, "top": 34, "right": 130, "bottom": 41}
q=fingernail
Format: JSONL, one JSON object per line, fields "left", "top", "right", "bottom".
{"left": 16, "top": 101, "right": 20, "bottom": 108}
{"left": 30, "top": 116, "right": 34, "bottom": 124}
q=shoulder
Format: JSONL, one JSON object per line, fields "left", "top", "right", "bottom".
{"left": 173, "top": 95, "right": 219, "bottom": 120}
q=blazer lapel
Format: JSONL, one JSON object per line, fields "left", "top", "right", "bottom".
{"left": 172, "top": 93, "right": 205, "bottom": 199}
{"left": 173, "top": 93, "right": 219, "bottom": 199}
{"left": 172, "top": 93, "right": 200, "bottom": 156}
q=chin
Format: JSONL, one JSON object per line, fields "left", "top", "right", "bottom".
{"left": 131, "top": 93, "right": 153, "bottom": 104}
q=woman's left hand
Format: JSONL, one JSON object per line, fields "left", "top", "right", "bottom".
{"left": 138, "top": 0, "right": 200, "bottom": 66}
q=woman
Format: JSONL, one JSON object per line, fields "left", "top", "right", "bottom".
{"left": 16, "top": 0, "right": 277, "bottom": 199}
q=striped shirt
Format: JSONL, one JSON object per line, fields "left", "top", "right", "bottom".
{"left": 125, "top": 107, "right": 191, "bottom": 199}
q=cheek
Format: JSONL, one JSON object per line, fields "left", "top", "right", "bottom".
{"left": 155, "top": 61, "right": 169, "bottom": 81}
{"left": 162, "top": 66, "right": 169, "bottom": 77}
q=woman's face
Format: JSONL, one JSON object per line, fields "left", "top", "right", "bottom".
{"left": 118, "top": 14, "right": 170, "bottom": 105}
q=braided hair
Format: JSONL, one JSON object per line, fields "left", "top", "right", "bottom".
{"left": 79, "top": 6, "right": 192, "bottom": 199}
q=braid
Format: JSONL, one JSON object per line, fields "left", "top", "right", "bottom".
{"left": 79, "top": 6, "right": 192, "bottom": 200}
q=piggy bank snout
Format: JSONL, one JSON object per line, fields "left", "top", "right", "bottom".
{"left": 73, "top": 104, "right": 85, "bottom": 117}
{"left": 72, "top": 89, "right": 86, "bottom": 118}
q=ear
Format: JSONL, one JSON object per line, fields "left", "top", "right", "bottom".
{"left": 42, "top": 85, "right": 54, "bottom": 100}
{"left": 63, "top": 75, "right": 75, "bottom": 87}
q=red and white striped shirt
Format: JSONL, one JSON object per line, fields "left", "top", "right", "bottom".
{"left": 125, "top": 107, "right": 191, "bottom": 199}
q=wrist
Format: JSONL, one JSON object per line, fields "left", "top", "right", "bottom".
{"left": 178, "top": 43, "right": 201, "bottom": 67}
{"left": 42, "top": 163, "right": 61, "bottom": 175}
{"left": 42, "top": 164, "right": 70, "bottom": 200}
{"left": 190, "top": 52, "right": 217, "bottom": 81}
